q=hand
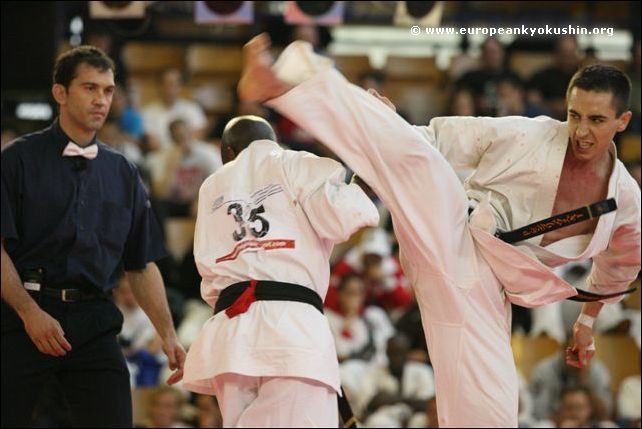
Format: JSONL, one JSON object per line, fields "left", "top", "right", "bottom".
{"left": 162, "top": 335, "right": 186, "bottom": 385}
{"left": 238, "top": 33, "right": 291, "bottom": 103}
{"left": 22, "top": 306, "right": 72, "bottom": 357}
{"left": 565, "top": 322, "right": 595, "bottom": 368}
{"left": 367, "top": 88, "right": 396, "bottom": 112}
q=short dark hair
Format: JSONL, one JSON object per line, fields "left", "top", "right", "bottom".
{"left": 566, "top": 64, "right": 631, "bottom": 115}
{"left": 497, "top": 73, "right": 526, "bottom": 91}
{"left": 53, "top": 45, "right": 115, "bottom": 88}
{"left": 221, "top": 115, "right": 276, "bottom": 155}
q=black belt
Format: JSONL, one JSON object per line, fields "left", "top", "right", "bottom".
{"left": 495, "top": 198, "right": 617, "bottom": 244}
{"left": 214, "top": 280, "right": 324, "bottom": 315}
{"left": 214, "top": 280, "right": 358, "bottom": 427}
{"left": 568, "top": 286, "right": 638, "bottom": 302}
{"left": 28, "top": 287, "right": 108, "bottom": 303}
{"left": 489, "top": 198, "right": 636, "bottom": 302}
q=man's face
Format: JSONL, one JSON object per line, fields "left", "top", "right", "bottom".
{"left": 559, "top": 391, "right": 592, "bottom": 425}
{"left": 170, "top": 122, "right": 191, "bottom": 148}
{"left": 566, "top": 88, "right": 631, "bottom": 164}
{"left": 162, "top": 69, "right": 182, "bottom": 103}
{"left": 55, "top": 63, "right": 114, "bottom": 133}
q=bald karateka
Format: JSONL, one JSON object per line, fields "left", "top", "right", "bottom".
{"left": 238, "top": 34, "right": 641, "bottom": 427}
{"left": 182, "top": 116, "right": 379, "bottom": 427}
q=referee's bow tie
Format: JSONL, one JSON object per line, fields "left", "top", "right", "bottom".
{"left": 62, "top": 142, "right": 98, "bottom": 159}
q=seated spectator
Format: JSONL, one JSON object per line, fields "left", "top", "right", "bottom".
{"left": 326, "top": 275, "right": 395, "bottom": 365}
{"left": 616, "top": 372, "right": 641, "bottom": 428}
{"left": 150, "top": 119, "right": 221, "bottom": 218}
{"left": 530, "top": 261, "right": 630, "bottom": 344}
{"left": 97, "top": 118, "right": 143, "bottom": 165}
{"left": 114, "top": 275, "right": 166, "bottom": 388}
{"left": 394, "top": 294, "right": 429, "bottom": 363}
{"left": 191, "top": 394, "right": 223, "bottom": 428}
{"left": 449, "top": 87, "right": 476, "bottom": 117}
{"left": 551, "top": 386, "right": 617, "bottom": 428}
{"left": 407, "top": 396, "right": 439, "bottom": 428}
{"left": 327, "top": 228, "right": 412, "bottom": 313}
{"left": 142, "top": 68, "right": 208, "bottom": 152}
{"left": 530, "top": 338, "right": 613, "bottom": 421}
{"left": 111, "top": 83, "right": 145, "bottom": 144}
{"left": 456, "top": 37, "right": 522, "bottom": 115}
{"left": 496, "top": 74, "right": 547, "bottom": 118}
{"left": 354, "top": 335, "right": 435, "bottom": 427}
{"left": 528, "top": 36, "right": 581, "bottom": 120}
{"left": 141, "top": 386, "right": 192, "bottom": 428}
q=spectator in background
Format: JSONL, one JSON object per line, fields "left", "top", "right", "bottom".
{"left": 395, "top": 294, "right": 430, "bottom": 363}
{"left": 449, "top": 87, "right": 477, "bottom": 117}
{"left": 456, "top": 37, "right": 521, "bottom": 115}
{"left": 496, "top": 74, "right": 547, "bottom": 118}
{"left": 326, "top": 274, "right": 395, "bottom": 365}
{"left": 528, "top": 36, "right": 582, "bottom": 120}
{"left": 191, "top": 394, "right": 223, "bottom": 428}
{"left": 407, "top": 396, "right": 439, "bottom": 428}
{"left": 97, "top": 118, "right": 143, "bottom": 165}
{"left": 114, "top": 274, "right": 166, "bottom": 389}
{"left": 327, "top": 228, "right": 412, "bottom": 314}
{"left": 151, "top": 118, "right": 221, "bottom": 219}
{"left": 530, "top": 338, "right": 613, "bottom": 421}
{"left": 354, "top": 335, "right": 435, "bottom": 427}
{"left": 142, "top": 68, "right": 208, "bottom": 152}
{"left": 616, "top": 372, "right": 641, "bottom": 428}
{"left": 111, "top": 84, "right": 144, "bottom": 145}
{"left": 84, "top": 23, "right": 127, "bottom": 85}
{"left": 552, "top": 386, "right": 616, "bottom": 428}
{"left": 142, "top": 386, "right": 192, "bottom": 428}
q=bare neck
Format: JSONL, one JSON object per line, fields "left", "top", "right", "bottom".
{"left": 563, "top": 144, "right": 613, "bottom": 178}
{"left": 59, "top": 114, "right": 96, "bottom": 147}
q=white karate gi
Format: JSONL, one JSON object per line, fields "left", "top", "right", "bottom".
{"left": 266, "top": 41, "right": 641, "bottom": 427}
{"left": 182, "top": 139, "right": 379, "bottom": 427}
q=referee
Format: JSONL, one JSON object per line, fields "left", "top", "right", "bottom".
{"left": 1, "top": 46, "right": 185, "bottom": 427}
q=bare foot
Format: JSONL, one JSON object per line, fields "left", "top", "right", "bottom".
{"left": 238, "top": 33, "right": 291, "bottom": 103}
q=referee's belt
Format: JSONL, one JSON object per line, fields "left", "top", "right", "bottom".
{"left": 214, "top": 280, "right": 324, "bottom": 318}
{"left": 26, "top": 286, "right": 108, "bottom": 303}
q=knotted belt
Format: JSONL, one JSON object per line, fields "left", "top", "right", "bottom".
{"left": 493, "top": 198, "right": 636, "bottom": 302}
{"left": 215, "top": 280, "right": 358, "bottom": 428}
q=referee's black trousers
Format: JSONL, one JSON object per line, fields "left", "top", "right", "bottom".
{"left": 1, "top": 296, "right": 132, "bottom": 428}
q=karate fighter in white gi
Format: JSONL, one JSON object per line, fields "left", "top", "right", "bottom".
{"left": 182, "top": 115, "right": 379, "bottom": 427}
{"left": 238, "top": 34, "right": 641, "bottom": 427}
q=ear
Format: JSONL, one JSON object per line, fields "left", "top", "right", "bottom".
{"left": 52, "top": 84, "right": 67, "bottom": 106}
{"left": 616, "top": 110, "right": 632, "bottom": 133}
{"left": 222, "top": 145, "right": 236, "bottom": 164}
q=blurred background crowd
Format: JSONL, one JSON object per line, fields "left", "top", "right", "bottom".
{"left": 2, "top": 1, "right": 640, "bottom": 427}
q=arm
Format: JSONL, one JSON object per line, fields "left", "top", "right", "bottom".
{"left": 1, "top": 239, "right": 72, "bottom": 356}
{"left": 1, "top": 147, "right": 71, "bottom": 357}
{"left": 569, "top": 182, "right": 641, "bottom": 367}
{"left": 125, "top": 262, "right": 185, "bottom": 384}
{"left": 282, "top": 152, "right": 379, "bottom": 243}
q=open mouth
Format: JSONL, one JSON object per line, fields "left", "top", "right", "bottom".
{"left": 576, "top": 141, "right": 593, "bottom": 150}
